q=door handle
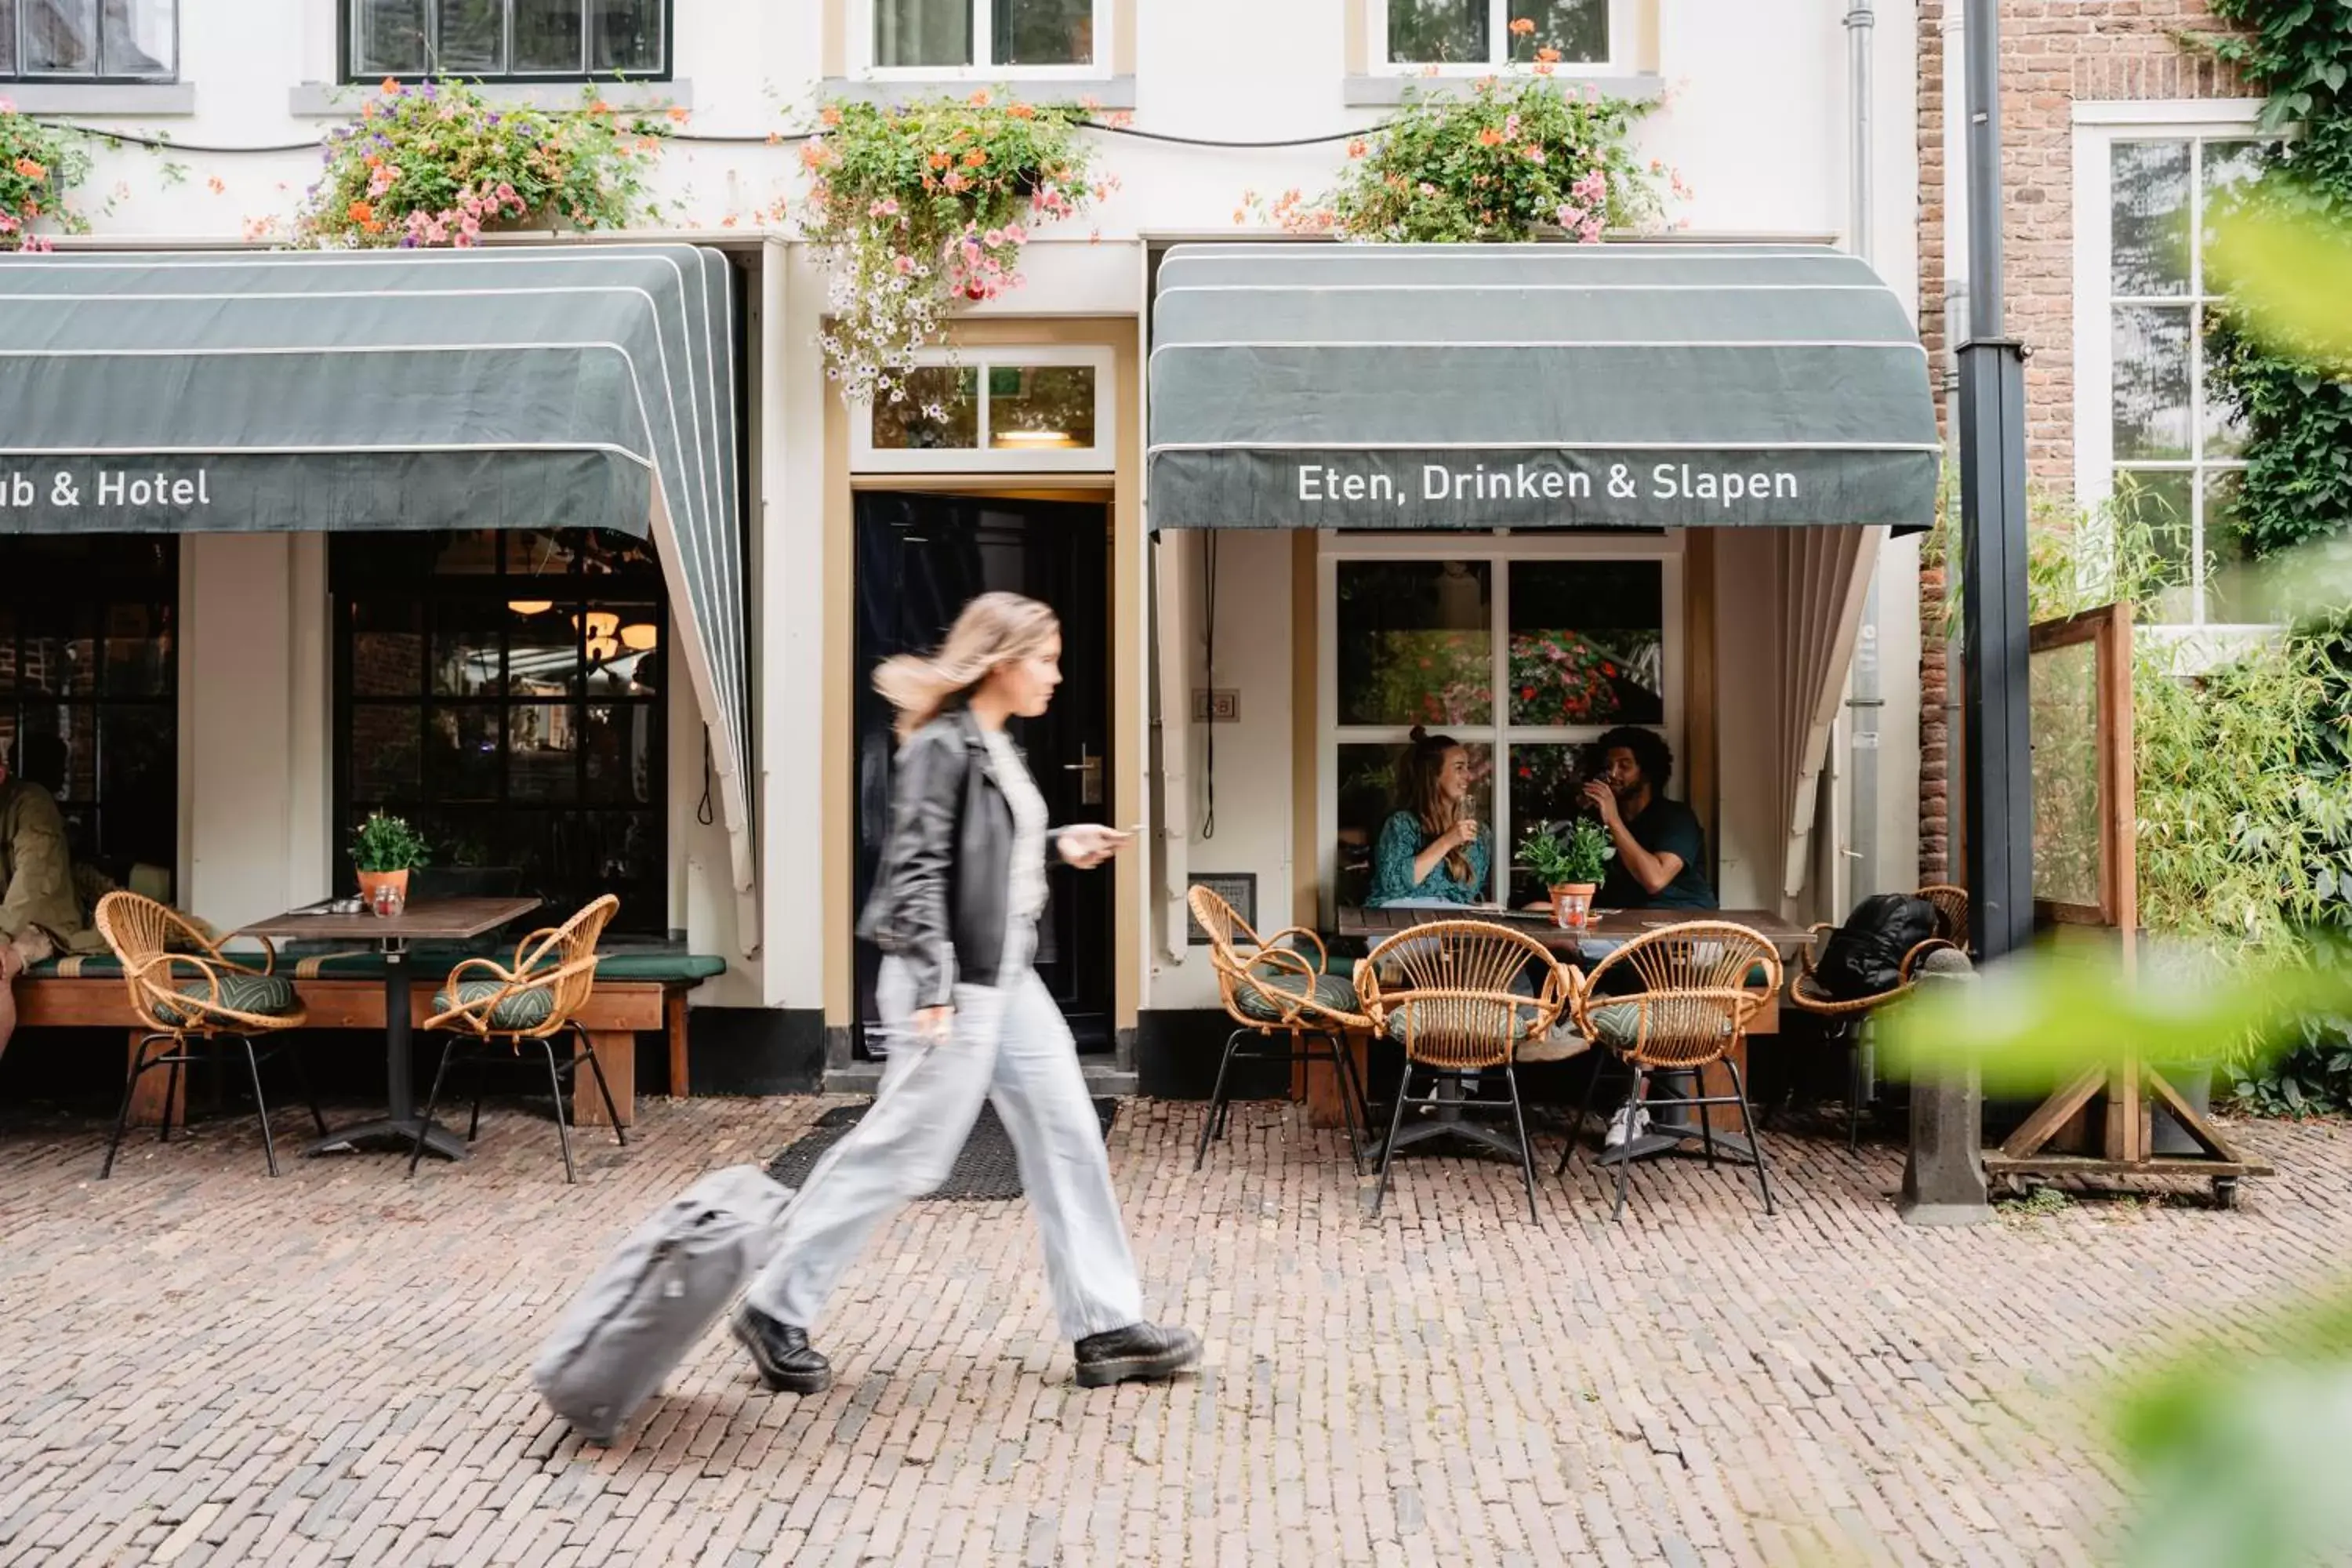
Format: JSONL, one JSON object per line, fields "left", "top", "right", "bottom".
{"left": 1063, "top": 743, "right": 1103, "bottom": 805}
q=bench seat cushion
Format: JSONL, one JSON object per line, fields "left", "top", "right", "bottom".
{"left": 1235, "top": 967, "right": 1359, "bottom": 1023}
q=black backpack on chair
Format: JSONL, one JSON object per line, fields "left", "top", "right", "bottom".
{"left": 1815, "top": 893, "right": 1939, "bottom": 1000}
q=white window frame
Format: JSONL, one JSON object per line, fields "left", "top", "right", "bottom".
{"left": 1316, "top": 530, "right": 1684, "bottom": 924}
{"left": 1369, "top": 0, "right": 1632, "bottom": 78}
{"left": 2072, "top": 101, "right": 2274, "bottom": 637}
{"left": 851, "top": 0, "right": 1112, "bottom": 81}
{"left": 849, "top": 344, "right": 1117, "bottom": 474}
{"left": 347, "top": 0, "right": 666, "bottom": 80}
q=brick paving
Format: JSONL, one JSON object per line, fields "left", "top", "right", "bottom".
{"left": 2, "top": 1091, "right": 2346, "bottom": 1567}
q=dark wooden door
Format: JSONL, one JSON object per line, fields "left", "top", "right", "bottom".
{"left": 852, "top": 492, "right": 1113, "bottom": 1055}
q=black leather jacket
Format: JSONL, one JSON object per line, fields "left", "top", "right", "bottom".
{"left": 856, "top": 709, "right": 1061, "bottom": 1007}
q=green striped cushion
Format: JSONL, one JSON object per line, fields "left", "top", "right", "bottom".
{"left": 433, "top": 978, "right": 558, "bottom": 1031}
{"left": 154, "top": 971, "right": 299, "bottom": 1025}
{"left": 1236, "top": 967, "right": 1359, "bottom": 1022}
{"left": 1588, "top": 1001, "right": 1736, "bottom": 1051}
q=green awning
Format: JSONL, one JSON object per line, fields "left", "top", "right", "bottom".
{"left": 0, "top": 245, "right": 758, "bottom": 940}
{"left": 1146, "top": 242, "right": 1940, "bottom": 532}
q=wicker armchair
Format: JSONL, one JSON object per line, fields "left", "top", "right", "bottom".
{"left": 1355, "top": 920, "right": 1577, "bottom": 1223}
{"left": 1786, "top": 887, "right": 1968, "bottom": 1149}
{"left": 411, "top": 895, "right": 624, "bottom": 1183}
{"left": 1560, "top": 920, "right": 1781, "bottom": 1219}
{"left": 96, "top": 891, "right": 321, "bottom": 1179}
{"left": 1189, "top": 885, "right": 1372, "bottom": 1173}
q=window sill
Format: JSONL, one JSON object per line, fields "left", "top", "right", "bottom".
{"left": 4, "top": 81, "right": 194, "bottom": 115}
{"left": 821, "top": 74, "right": 1136, "bottom": 111}
{"left": 289, "top": 78, "right": 689, "bottom": 118}
{"left": 1343, "top": 72, "right": 1661, "bottom": 107}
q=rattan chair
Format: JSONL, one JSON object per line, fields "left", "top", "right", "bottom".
{"left": 1355, "top": 920, "right": 1577, "bottom": 1223}
{"left": 96, "top": 891, "right": 321, "bottom": 1179}
{"left": 1559, "top": 920, "right": 1782, "bottom": 1219}
{"left": 1787, "top": 889, "right": 1965, "bottom": 1149}
{"left": 1189, "top": 885, "right": 1373, "bottom": 1173}
{"left": 411, "top": 895, "right": 625, "bottom": 1183}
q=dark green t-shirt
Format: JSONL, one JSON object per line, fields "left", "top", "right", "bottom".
{"left": 1599, "top": 797, "right": 1715, "bottom": 910}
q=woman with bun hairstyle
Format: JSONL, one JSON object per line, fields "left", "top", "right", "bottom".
{"left": 731, "top": 590, "right": 1199, "bottom": 1397}
{"left": 1366, "top": 727, "right": 1491, "bottom": 906}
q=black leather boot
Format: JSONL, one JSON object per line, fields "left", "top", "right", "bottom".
{"left": 1073, "top": 1322, "right": 1202, "bottom": 1388}
{"left": 730, "top": 1303, "right": 833, "bottom": 1395}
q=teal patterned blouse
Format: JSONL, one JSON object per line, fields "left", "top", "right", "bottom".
{"left": 1367, "top": 811, "right": 1491, "bottom": 906}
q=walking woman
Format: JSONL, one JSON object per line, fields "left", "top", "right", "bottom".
{"left": 732, "top": 592, "right": 1200, "bottom": 1394}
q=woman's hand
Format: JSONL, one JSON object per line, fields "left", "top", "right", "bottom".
{"left": 1055, "top": 825, "right": 1134, "bottom": 869}
{"left": 1447, "top": 816, "right": 1483, "bottom": 849}
{"left": 911, "top": 1005, "right": 955, "bottom": 1046}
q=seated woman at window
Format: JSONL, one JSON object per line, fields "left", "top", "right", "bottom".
{"left": 1366, "top": 728, "right": 1490, "bottom": 907}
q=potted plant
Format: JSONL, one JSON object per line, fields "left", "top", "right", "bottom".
{"left": 350, "top": 811, "right": 431, "bottom": 909}
{"left": 1517, "top": 818, "right": 1613, "bottom": 928}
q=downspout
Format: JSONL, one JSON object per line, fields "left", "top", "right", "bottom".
{"left": 1941, "top": 1, "right": 1969, "bottom": 867}
{"left": 1843, "top": 0, "right": 1883, "bottom": 912}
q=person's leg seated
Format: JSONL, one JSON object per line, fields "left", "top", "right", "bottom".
{"left": 990, "top": 970, "right": 1199, "bottom": 1388}
{"left": 0, "top": 929, "right": 52, "bottom": 1062}
{"left": 734, "top": 967, "right": 1002, "bottom": 1394}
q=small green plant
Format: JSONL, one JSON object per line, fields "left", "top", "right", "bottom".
{"left": 350, "top": 811, "right": 432, "bottom": 873}
{"left": 1517, "top": 817, "right": 1613, "bottom": 887}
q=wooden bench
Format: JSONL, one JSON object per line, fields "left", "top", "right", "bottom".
{"left": 20, "top": 951, "right": 724, "bottom": 1132}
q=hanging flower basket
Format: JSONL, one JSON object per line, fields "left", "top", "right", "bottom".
{"left": 1243, "top": 62, "right": 1681, "bottom": 241}
{"left": 797, "top": 90, "right": 1111, "bottom": 410}
{"left": 0, "top": 102, "right": 93, "bottom": 252}
{"left": 296, "top": 78, "right": 676, "bottom": 249}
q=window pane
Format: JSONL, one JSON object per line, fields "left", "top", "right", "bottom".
{"left": 435, "top": 0, "right": 506, "bottom": 73}
{"left": 875, "top": 0, "right": 971, "bottom": 68}
{"left": 2199, "top": 139, "right": 2265, "bottom": 260}
{"left": 433, "top": 531, "right": 500, "bottom": 574}
{"left": 589, "top": 607, "right": 659, "bottom": 695}
{"left": 584, "top": 702, "right": 655, "bottom": 803}
{"left": 509, "top": 703, "right": 578, "bottom": 802}
{"left": 1503, "top": 741, "right": 1603, "bottom": 904}
{"left": 1508, "top": 0, "right": 1605, "bottom": 63}
{"left": 590, "top": 0, "right": 661, "bottom": 71}
{"left": 1335, "top": 560, "right": 1493, "bottom": 727}
{"left": 987, "top": 365, "right": 1096, "bottom": 452}
{"left": 2201, "top": 470, "right": 2269, "bottom": 625}
{"left": 22, "top": 605, "right": 93, "bottom": 696}
{"left": 432, "top": 604, "right": 503, "bottom": 697}
{"left": 1388, "top": 0, "right": 1483, "bottom": 62}
{"left": 515, "top": 0, "right": 583, "bottom": 71}
{"left": 872, "top": 365, "right": 979, "bottom": 450}
{"left": 0, "top": 1, "right": 16, "bottom": 74}
{"left": 351, "top": 601, "right": 423, "bottom": 697}
{"left": 99, "top": 705, "right": 175, "bottom": 870}
{"left": 2029, "top": 638, "right": 2103, "bottom": 909}
{"left": 349, "top": 706, "right": 421, "bottom": 800}
{"left": 2111, "top": 304, "right": 2192, "bottom": 461}
{"left": 1507, "top": 561, "right": 1664, "bottom": 726}
{"left": 2110, "top": 140, "right": 2190, "bottom": 297}
{"left": 100, "top": 603, "right": 172, "bottom": 698}
{"left": 995, "top": 0, "right": 1090, "bottom": 64}
{"left": 25, "top": 0, "right": 94, "bottom": 73}
{"left": 101, "top": 0, "right": 174, "bottom": 77}
{"left": 1335, "top": 739, "right": 1494, "bottom": 908}
{"left": 508, "top": 603, "right": 582, "bottom": 696}
{"left": 354, "top": 0, "right": 429, "bottom": 74}
{"left": 2200, "top": 303, "right": 2248, "bottom": 461}
{"left": 2113, "top": 469, "right": 2194, "bottom": 625}
{"left": 425, "top": 707, "right": 499, "bottom": 800}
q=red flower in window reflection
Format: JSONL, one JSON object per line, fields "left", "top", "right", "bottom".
{"left": 1508, "top": 630, "right": 1657, "bottom": 724}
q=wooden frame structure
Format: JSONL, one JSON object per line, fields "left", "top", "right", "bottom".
{"left": 1983, "top": 602, "right": 2272, "bottom": 1206}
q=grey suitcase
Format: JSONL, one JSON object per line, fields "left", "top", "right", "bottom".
{"left": 530, "top": 1163, "right": 797, "bottom": 1443}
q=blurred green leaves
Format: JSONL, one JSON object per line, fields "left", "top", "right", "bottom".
{"left": 2209, "top": 199, "right": 2352, "bottom": 368}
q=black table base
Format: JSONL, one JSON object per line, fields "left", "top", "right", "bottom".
{"left": 303, "top": 943, "right": 466, "bottom": 1164}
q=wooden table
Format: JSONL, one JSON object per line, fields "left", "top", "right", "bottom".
{"left": 241, "top": 895, "right": 540, "bottom": 1163}
{"left": 1327, "top": 906, "right": 1809, "bottom": 1160}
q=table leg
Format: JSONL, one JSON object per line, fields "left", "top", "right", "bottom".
{"left": 305, "top": 945, "right": 466, "bottom": 1161}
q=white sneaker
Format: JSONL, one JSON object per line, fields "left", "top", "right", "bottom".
{"left": 1603, "top": 1105, "right": 1652, "bottom": 1149}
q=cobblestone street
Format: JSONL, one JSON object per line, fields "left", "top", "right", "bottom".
{"left": 3, "top": 1092, "right": 2343, "bottom": 1567}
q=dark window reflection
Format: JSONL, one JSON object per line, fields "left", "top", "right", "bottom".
{"left": 350, "top": 0, "right": 666, "bottom": 78}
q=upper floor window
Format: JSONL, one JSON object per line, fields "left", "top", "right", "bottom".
{"left": 349, "top": 0, "right": 666, "bottom": 82}
{"left": 2074, "top": 111, "right": 2269, "bottom": 627}
{"left": 1, "top": 0, "right": 177, "bottom": 80}
{"left": 852, "top": 346, "right": 1116, "bottom": 472}
{"left": 1378, "top": 0, "right": 1613, "bottom": 72}
{"left": 858, "top": 0, "right": 1104, "bottom": 74}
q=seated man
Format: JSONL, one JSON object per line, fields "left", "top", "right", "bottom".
{"left": 1584, "top": 727, "right": 1715, "bottom": 912}
{"left": 0, "top": 735, "right": 91, "bottom": 1059}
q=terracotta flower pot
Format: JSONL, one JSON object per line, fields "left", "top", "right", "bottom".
{"left": 1549, "top": 883, "right": 1598, "bottom": 930}
{"left": 356, "top": 869, "right": 411, "bottom": 913}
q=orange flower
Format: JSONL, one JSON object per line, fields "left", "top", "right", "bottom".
{"left": 1008, "top": 102, "right": 1036, "bottom": 119}
{"left": 765, "top": 130, "right": 782, "bottom": 145}
{"left": 820, "top": 105, "right": 843, "bottom": 127}
{"left": 13, "top": 158, "right": 44, "bottom": 180}
{"left": 962, "top": 147, "right": 988, "bottom": 166}
{"left": 1507, "top": 15, "right": 1535, "bottom": 34}
{"left": 380, "top": 75, "right": 401, "bottom": 93}
{"left": 1477, "top": 127, "right": 1506, "bottom": 147}
{"left": 1346, "top": 138, "right": 1368, "bottom": 158}
{"left": 666, "top": 104, "right": 689, "bottom": 122}
{"left": 206, "top": 175, "right": 226, "bottom": 194}
{"left": 1535, "top": 45, "right": 1561, "bottom": 62}
{"left": 968, "top": 89, "right": 992, "bottom": 107}
{"left": 347, "top": 199, "right": 375, "bottom": 223}
{"left": 589, "top": 100, "right": 612, "bottom": 115}
{"left": 927, "top": 151, "right": 953, "bottom": 169}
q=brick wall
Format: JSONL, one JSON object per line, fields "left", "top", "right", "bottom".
{"left": 1912, "top": 0, "right": 2249, "bottom": 882}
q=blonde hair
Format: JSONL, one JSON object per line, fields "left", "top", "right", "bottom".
{"left": 873, "top": 591, "right": 1061, "bottom": 741}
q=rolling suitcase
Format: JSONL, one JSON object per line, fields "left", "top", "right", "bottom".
{"left": 529, "top": 1163, "right": 797, "bottom": 1444}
